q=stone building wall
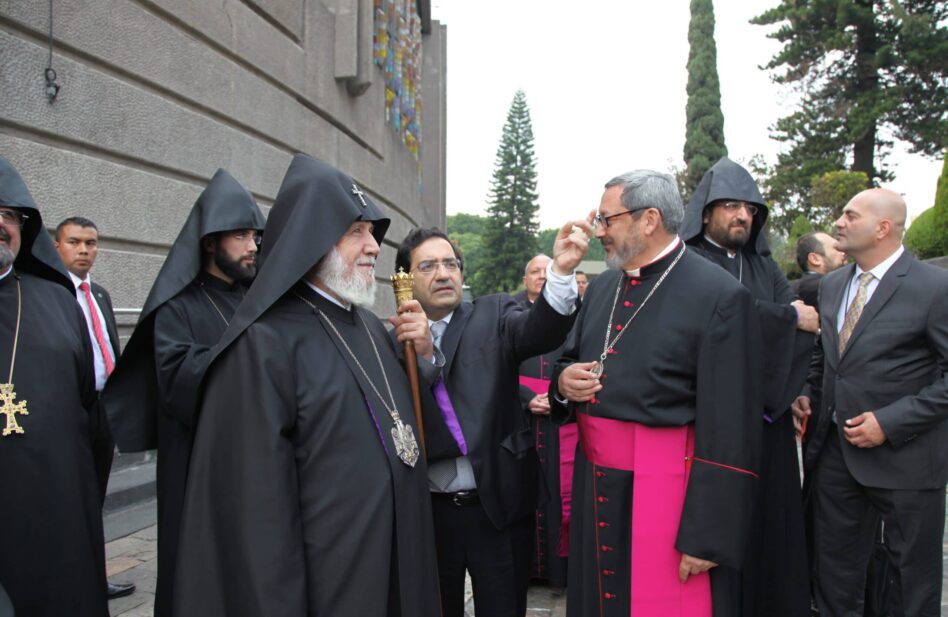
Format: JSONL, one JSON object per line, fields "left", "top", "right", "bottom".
{"left": 0, "top": 0, "right": 446, "bottom": 331}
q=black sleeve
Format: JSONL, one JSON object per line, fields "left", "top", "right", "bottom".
{"left": 153, "top": 299, "right": 215, "bottom": 428}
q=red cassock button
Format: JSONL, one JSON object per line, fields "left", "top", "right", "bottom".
{"left": 598, "top": 521, "right": 610, "bottom": 528}
{"left": 607, "top": 347, "right": 616, "bottom": 355}
{"left": 604, "top": 593, "right": 616, "bottom": 599}
{"left": 598, "top": 496, "right": 608, "bottom": 503}
{"left": 595, "top": 470, "right": 606, "bottom": 478}
{"left": 615, "top": 324, "right": 623, "bottom": 331}
{"left": 623, "top": 300, "right": 632, "bottom": 307}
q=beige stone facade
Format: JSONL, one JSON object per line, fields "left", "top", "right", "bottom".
{"left": 0, "top": 0, "right": 447, "bottom": 327}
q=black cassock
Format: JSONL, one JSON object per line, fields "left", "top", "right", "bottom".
{"left": 550, "top": 247, "right": 762, "bottom": 617}
{"left": 151, "top": 271, "right": 244, "bottom": 617}
{"left": 690, "top": 239, "right": 812, "bottom": 617}
{"left": 174, "top": 284, "right": 441, "bottom": 617}
{"left": 515, "top": 292, "right": 571, "bottom": 589}
{"left": 682, "top": 157, "right": 813, "bottom": 617}
{"left": 0, "top": 272, "right": 106, "bottom": 616}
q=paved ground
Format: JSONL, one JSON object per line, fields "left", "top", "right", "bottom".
{"left": 105, "top": 502, "right": 944, "bottom": 616}
{"left": 105, "top": 515, "right": 567, "bottom": 616}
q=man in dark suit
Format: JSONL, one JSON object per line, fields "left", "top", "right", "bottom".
{"left": 792, "top": 188, "right": 948, "bottom": 617}
{"left": 395, "top": 222, "right": 590, "bottom": 617}
{"left": 55, "top": 216, "right": 135, "bottom": 600}
{"left": 790, "top": 231, "right": 847, "bottom": 307}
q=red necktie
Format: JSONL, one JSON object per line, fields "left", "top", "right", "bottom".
{"left": 79, "top": 282, "right": 115, "bottom": 375}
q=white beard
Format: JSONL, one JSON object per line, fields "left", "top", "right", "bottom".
{"left": 317, "top": 247, "right": 377, "bottom": 307}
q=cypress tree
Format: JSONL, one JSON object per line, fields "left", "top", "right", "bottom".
{"left": 683, "top": 0, "right": 728, "bottom": 199}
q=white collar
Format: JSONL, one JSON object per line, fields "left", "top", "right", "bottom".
{"left": 703, "top": 233, "right": 738, "bottom": 258}
{"left": 625, "top": 236, "right": 681, "bottom": 277}
{"left": 305, "top": 280, "right": 350, "bottom": 311}
{"left": 855, "top": 245, "right": 904, "bottom": 282}
{"left": 0, "top": 266, "right": 11, "bottom": 281}
{"left": 428, "top": 310, "right": 455, "bottom": 328}
{"left": 68, "top": 271, "right": 90, "bottom": 289}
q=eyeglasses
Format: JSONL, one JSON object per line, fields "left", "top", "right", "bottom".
{"left": 414, "top": 258, "right": 462, "bottom": 274}
{"left": 0, "top": 210, "right": 28, "bottom": 228}
{"left": 718, "top": 201, "right": 759, "bottom": 216}
{"left": 593, "top": 207, "right": 649, "bottom": 229}
{"left": 227, "top": 231, "right": 262, "bottom": 245}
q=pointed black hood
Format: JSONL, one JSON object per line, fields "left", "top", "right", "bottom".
{"left": 0, "top": 155, "right": 73, "bottom": 292}
{"left": 103, "top": 169, "right": 264, "bottom": 451}
{"left": 213, "top": 153, "right": 391, "bottom": 358}
{"left": 138, "top": 168, "right": 266, "bottom": 319}
{"left": 680, "top": 157, "right": 771, "bottom": 255}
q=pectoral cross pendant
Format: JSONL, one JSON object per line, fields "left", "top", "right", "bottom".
{"left": 589, "top": 362, "right": 603, "bottom": 379}
{"left": 391, "top": 419, "right": 420, "bottom": 467}
{"left": 0, "top": 383, "right": 28, "bottom": 437}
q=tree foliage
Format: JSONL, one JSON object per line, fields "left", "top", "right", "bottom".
{"left": 752, "top": 1, "right": 948, "bottom": 229}
{"left": 904, "top": 150, "right": 948, "bottom": 258}
{"left": 809, "top": 170, "right": 871, "bottom": 228}
{"left": 683, "top": 0, "right": 728, "bottom": 200}
{"left": 447, "top": 213, "right": 488, "bottom": 284}
{"left": 537, "top": 227, "right": 606, "bottom": 262}
{"left": 472, "top": 90, "right": 541, "bottom": 297}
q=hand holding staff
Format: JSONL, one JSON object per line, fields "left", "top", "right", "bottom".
{"left": 389, "top": 268, "right": 428, "bottom": 454}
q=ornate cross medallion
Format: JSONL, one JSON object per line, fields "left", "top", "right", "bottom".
{"left": 351, "top": 184, "right": 368, "bottom": 207}
{"left": 391, "top": 420, "right": 420, "bottom": 467}
{"left": 0, "top": 383, "right": 28, "bottom": 436}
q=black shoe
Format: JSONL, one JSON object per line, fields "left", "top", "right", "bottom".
{"left": 107, "top": 581, "right": 135, "bottom": 600}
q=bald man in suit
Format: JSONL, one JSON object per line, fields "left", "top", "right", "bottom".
{"left": 793, "top": 188, "right": 948, "bottom": 617}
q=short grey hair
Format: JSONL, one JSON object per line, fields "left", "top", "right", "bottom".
{"left": 604, "top": 170, "right": 683, "bottom": 234}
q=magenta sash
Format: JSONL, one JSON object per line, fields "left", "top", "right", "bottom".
{"left": 518, "top": 375, "right": 578, "bottom": 558}
{"left": 577, "top": 412, "right": 712, "bottom": 617}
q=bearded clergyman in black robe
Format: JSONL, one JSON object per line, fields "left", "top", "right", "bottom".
{"left": 0, "top": 156, "right": 107, "bottom": 616}
{"left": 680, "top": 157, "right": 820, "bottom": 617}
{"left": 173, "top": 154, "right": 441, "bottom": 617}
{"left": 550, "top": 170, "right": 763, "bottom": 617}
{"left": 102, "top": 168, "right": 265, "bottom": 617}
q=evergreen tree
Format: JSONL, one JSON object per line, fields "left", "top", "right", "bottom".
{"left": 753, "top": 1, "right": 948, "bottom": 223}
{"left": 473, "top": 90, "right": 541, "bottom": 296}
{"left": 683, "top": 0, "right": 728, "bottom": 199}
{"left": 904, "top": 151, "right": 948, "bottom": 259}
{"left": 447, "top": 213, "right": 488, "bottom": 285}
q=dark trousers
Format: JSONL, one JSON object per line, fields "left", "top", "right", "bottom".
{"left": 431, "top": 494, "right": 532, "bottom": 617}
{"left": 813, "top": 433, "right": 945, "bottom": 617}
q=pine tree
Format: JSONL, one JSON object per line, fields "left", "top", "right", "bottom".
{"left": 753, "top": 1, "right": 948, "bottom": 226}
{"left": 472, "top": 90, "right": 541, "bottom": 296}
{"left": 683, "top": 0, "right": 728, "bottom": 199}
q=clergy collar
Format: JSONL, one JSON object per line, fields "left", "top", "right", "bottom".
{"left": 702, "top": 234, "right": 739, "bottom": 258}
{"left": 305, "top": 279, "right": 350, "bottom": 311}
{"left": 0, "top": 266, "right": 11, "bottom": 282}
{"left": 197, "top": 269, "right": 241, "bottom": 292}
{"left": 625, "top": 236, "right": 681, "bottom": 278}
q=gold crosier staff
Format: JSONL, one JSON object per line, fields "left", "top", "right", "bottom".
{"left": 391, "top": 268, "right": 426, "bottom": 455}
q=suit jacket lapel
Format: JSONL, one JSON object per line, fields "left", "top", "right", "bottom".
{"left": 840, "top": 251, "right": 911, "bottom": 359}
{"left": 442, "top": 302, "right": 472, "bottom": 377}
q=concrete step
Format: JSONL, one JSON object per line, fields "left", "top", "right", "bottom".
{"left": 105, "top": 453, "right": 157, "bottom": 516}
{"left": 104, "top": 498, "right": 157, "bottom": 543}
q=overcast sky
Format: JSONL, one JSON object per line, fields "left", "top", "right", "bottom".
{"left": 430, "top": 1, "right": 943, "bottom": 230}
